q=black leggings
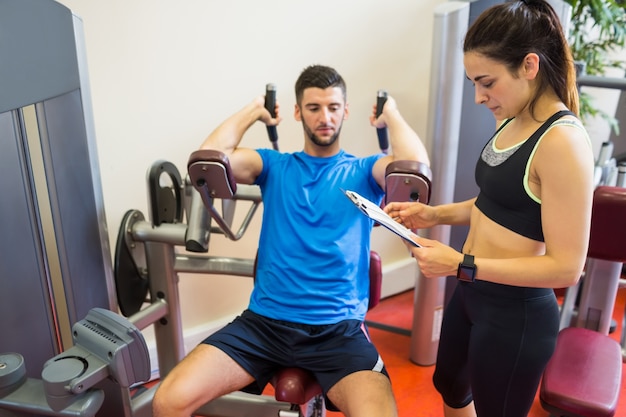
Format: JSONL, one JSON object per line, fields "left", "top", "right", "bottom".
{"left": 432, "top": 280, "right": 559, "bottom": 417}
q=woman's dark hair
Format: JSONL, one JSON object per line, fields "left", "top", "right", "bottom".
{"left": 295, "top": 65, "right": 346, "bottom": 106}
{"left": 464, "top": 0, "right": 579, "bottom": 117}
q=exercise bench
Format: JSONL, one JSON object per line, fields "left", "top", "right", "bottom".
{"left": 540, "top": 185, "right": 626, "bottom": 417}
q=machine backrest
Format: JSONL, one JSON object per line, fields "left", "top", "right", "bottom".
{"left": 587, "top": 186, "right": 626, "bottom": 262}
{"left": 368, "top": 251, "right": 382, "bottom": 310}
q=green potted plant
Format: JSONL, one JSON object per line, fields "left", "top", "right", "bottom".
{"left": 566, "top": 0, "right": 626, "bottom": 133}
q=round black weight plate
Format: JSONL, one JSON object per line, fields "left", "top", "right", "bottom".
{"left": 114, "top": 210, "right": 149, "bottom": 317}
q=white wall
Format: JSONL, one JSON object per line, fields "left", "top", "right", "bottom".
{"left": 55, "top": 0, "right": 443, "bottom": 360}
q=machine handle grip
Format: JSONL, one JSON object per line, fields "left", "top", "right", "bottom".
{"left": 376, "top": 90, "right": 389, "bottom": 154}
{"left": 265, "top": 83, "right": 279, "bottom": 150}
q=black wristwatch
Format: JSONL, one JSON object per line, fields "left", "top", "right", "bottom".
{"left": 457, "top": 254, "right": 477, "bottom": 283}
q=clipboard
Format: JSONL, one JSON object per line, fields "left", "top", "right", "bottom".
{"left": 343, "top": 189, "right": 421, "bottom": 248}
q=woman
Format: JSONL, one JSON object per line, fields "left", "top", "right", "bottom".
{"left": 384, "top": 1, "right": 594, "bottom": 416}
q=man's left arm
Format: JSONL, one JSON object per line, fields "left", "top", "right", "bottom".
{"left": 370, "top": 96, "right": 430, "bottom": 188}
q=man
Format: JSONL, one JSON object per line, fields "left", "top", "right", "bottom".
{"left": 153, "top": 64, "right": 429, "bottom": 417}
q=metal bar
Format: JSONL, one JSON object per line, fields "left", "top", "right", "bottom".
{"left": 175, "top": 255, "right": 254, "bottom": 277}
{"left": 578, "top": 75, "right": 626, "bottom": 91}
{"left": 132, "top": 221, "right": 187, "bottom": 246}
{"left": 128, "top": 298, "right": 168, "bottom": 331}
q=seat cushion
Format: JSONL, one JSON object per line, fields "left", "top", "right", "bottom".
{"left": 540, "top": 327, "right": 622, "bottom": 417}
{"left": 270, "top": 367, "right": 321, "bottom": 405}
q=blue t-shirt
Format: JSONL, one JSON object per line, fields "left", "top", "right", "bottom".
{"left": 250, "top": 149, "right": 384, "bottom": 324}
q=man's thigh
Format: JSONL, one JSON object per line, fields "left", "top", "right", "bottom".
{"left": 327, "top": 370, "right": 397, "bottom": 417}
{"left": 158, "top": 344, "right": 256, "bottom": 408}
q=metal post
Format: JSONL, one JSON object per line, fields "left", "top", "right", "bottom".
{"left": 409, "top": 1, "right": 469, "bottom": 366}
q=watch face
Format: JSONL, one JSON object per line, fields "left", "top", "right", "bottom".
{"left": 457, "top": 265, "right": 476, "bottom": 283}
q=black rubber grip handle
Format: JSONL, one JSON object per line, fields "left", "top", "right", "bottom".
{"left": 265, "top": 83, "right": 278, "bottom": 148}
{"left": 376, "top": 90, "right": 389, "bottom": 153}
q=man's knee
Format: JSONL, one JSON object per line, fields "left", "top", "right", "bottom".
{"left": 152, "top": 368, "right": 206, "bottom": 416}
{"left": 152, "top": 381, "right": 182, "bottom": 417}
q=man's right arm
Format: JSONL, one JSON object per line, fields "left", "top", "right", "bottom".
{"left": 200, "top": 97, "right": 279, "bottom": 185}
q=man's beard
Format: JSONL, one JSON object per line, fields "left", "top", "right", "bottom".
{"left": 303, "top": 122, "right": 342, "bottom": 147}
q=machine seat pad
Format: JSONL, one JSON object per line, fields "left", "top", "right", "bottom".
{"left": 270, "top": 367, "right": 322, "bottom": 405}
{"left": 540, "top": 327, "right": 622, "bottom": 417}
{"left": 188, "top": 149, "right": 237, "bottom": 200}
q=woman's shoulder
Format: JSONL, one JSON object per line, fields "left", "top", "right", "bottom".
{"left": 546, "top": 114, "right": 590, "bottom": 144}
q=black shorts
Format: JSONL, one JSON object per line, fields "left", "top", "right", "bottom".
{"left": 202, "top": 310, "right": 389, "bottom": 403}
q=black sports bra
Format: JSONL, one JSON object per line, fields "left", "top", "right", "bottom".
{"left": 474, "top": 110, "right": 575, "bottom": 241}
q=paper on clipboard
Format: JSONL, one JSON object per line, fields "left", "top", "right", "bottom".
{"left": 343, "top": 189, "right": 421, "bottom": 247}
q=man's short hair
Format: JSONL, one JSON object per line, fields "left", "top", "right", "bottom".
{"left": 295, "top": 65, "right": 346, "bottom": 106}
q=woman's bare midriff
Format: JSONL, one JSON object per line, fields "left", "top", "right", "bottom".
{"left": 463, "top": 205, "right": 545, "bottom": 259}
